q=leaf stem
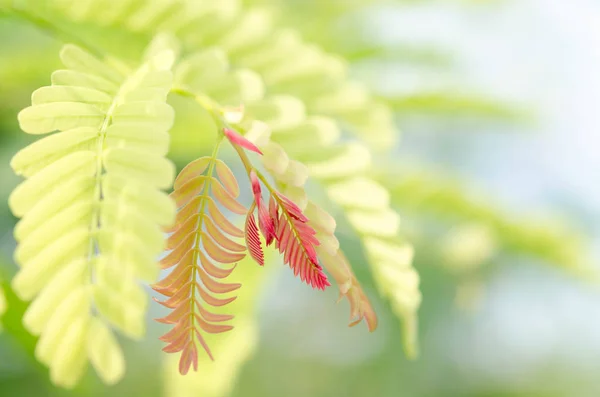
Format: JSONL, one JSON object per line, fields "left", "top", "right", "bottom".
{"left": 189, "top": 137, "right": 223, "bottom": 358}
{"left": 170, "top": 85, "right": 226, "bottom": 139}
{"left": 228, "top": 139, "right": 277, "bottom": 195}
{"left": 170, "top": 85, "right": 276, "bottom": 199}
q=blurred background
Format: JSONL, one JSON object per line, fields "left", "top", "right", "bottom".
{"left": 1, "top": 0, "right": 600, "bottom": 396}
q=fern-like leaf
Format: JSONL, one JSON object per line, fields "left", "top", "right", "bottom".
{"left": 154, "top": 156, "right": 247, "bottom": 375}
{"left": 27, "top": 0, "right": 397, "bottom": 148}
{"left": 224, "top": 125, "right": 330, "bottom": 291}
{"left": 238, "top": 123, "right": 378, "bottom": 329}
{"left": 241, "top": 97, "right": 419, "bottom": 355}
{"left": 270, "top": 192, "right": 330, "bottom": 290}
{"left": 9, "top": 42, "right": 176, "bottom": 387}
{"left": 245, "top": 204, "right": 265, "bottom": 266}
{"left": 164, "top": 255, "right": 276, "bottom": 397}
{"left": 318, "top": 249, "right": 378, "bottom": 331}
{"left": 248, "top": 170, "right": 275, "bottom": 246}
{"left": 15, "top": 4, "right": 412, "bottom": 351}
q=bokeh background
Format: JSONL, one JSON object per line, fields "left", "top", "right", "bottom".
{"left": 1, "top": 0, "right": 600, "bottom": 396}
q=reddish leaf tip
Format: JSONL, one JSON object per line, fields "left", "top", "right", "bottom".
{"left": 245, "top": 209, "right": 265, "bottom": 266}
{"left": 250, "top": 170, "right": 261, "bottom": 196}
{"left": 223, "top": 128, "right": 263, "bottom": 155}
{"left": 250, "top": 171, "right": 276, "bottom": 245}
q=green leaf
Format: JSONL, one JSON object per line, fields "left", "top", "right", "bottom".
{"left": 0, "top": 284, "right": 6, "bottom": 331}
{"left": 382, "top": 91, "right": 527, "bottom": 121}
{"left": 9, "top": 41, "right": 177, "bottom": 388}
{"left": 86, "top": 318, "right": 125, "bottom": 385}
{"left": 381, "top": 168, "right": 593, "bottom": 274}
{"left": 11, "top": 127, "right": 98, "bottom": 177}
{"left": 103, "top": 147, "right": 175, "bottom": 189}
{"left": 18, "top": 102, "right": 104, "bottom": 134}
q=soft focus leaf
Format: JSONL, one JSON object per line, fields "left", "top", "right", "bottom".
{"left": 9, "top": 41, "right": 176, "bottom": 387}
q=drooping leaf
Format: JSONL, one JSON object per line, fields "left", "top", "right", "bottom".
{"left": 154, "top": 154, "right": 247, "bottom": 375}
{"left": 9, "top": 41, "right": 177, "bottom": 387}
{"left": 271, "top": 191, "right": 330, "bottom": 291}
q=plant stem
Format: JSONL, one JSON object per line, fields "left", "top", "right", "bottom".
{"left": 170, "top": 85, "right": 227, "bottom": 138}
{"left": 189, "top": 137, "right": 223, "bottom": 356}
{"left": 229, "top": 138, "right": 278, "bottom": 199}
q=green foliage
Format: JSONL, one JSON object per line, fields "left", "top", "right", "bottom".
{"left": 251, "top": 0, "right": 523, "bottom": 122}
{"left": 0, "top": 0, "right": 593, "bottom": 395}
{"left": 9, "top": 41, "right": 177, "bottom": 387}
{"left": 8, "top": 0, "right": 398, "bottom": 149}
{"left": 238, "top": 121, "right": 379, "bottom": 332}
{"left": 1, "top": 0, "right": 422, "bottom": 389}
{"left": 381, "top": 91, "right": 527, "bottom": 121}
{"left": 263, "top": 116, "right": 422, "bottom": 355}
{"left": 380, "top": 168, "right": 592, "bottom": 274}
{"left": 153, "top": 0, "right": 421, "bottom": 358}
{"left": 0, "top": 285, "right": 6, "bottom": 331}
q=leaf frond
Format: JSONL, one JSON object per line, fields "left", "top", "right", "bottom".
{"left": 153, "top": 154, "right": 247, "bottom": 375}
{"left": 262, "top": 192, "right": 327, "bottom": 290}
{"left": 23, "top": 0, "right": 398, "bottom": 149}
{"left": 9, "top": 42, "right": 176, "bottom": 387}
{"left": 244, "top": 203, "right": 265, "bottom": 266}
{"left": 237, "top": 122, "right": 380, "bottom": 332}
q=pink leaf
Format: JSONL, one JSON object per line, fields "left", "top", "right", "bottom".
{"left": 223, "top": 128, "right": 263, "bottom": 155}
{"left": 250, "top": 171, "right": 276, "bottom": 245}
{"left": 272, "top": 192, "right": 331, "bottom": 291}
{"left": 245, "top": 208, "right": 264, "bottom": 266}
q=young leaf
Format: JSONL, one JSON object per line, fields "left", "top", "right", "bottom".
{"left": 271, "top": 191, "right": 330, "bottom": 291}
{"left": 154, "top": 155, "right": 247, "bottom": 375}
